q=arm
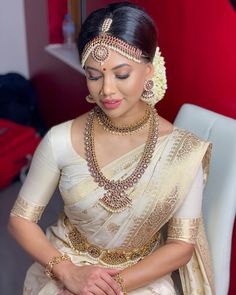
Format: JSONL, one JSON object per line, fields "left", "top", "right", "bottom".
{"left": 8, "top": 215, "right": 64, "bottom": 268}
{"left": 119, "top": 165, "right": 204, "bottom": 292}
{"left": 8, "top": 128, "right": 121, "bottom": 295}
{"left": 8, "top": 216, "right": 120, "bottom": 295}
{"left": 8, "top": 128, "right": 64, "bottom": 266}
{"left": 119, "top": 240, "right": 193, "bottom": 291}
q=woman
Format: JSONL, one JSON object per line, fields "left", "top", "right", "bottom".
{"left": 8, "top": 2, "right": 215, "bottom": 295}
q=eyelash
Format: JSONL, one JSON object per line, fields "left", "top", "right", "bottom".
{"left": 87, "top": 75, "right": 130, "bottom": 81}
{"left": 87, "top": 76, "right": 101, "bottom": 81}
{"left": 116, "top": 75, "right": 129, "bottom": 80}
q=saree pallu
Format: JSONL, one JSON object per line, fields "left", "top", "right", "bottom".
{"left": 22, "top": 127, "right": 214, "bottom": 295}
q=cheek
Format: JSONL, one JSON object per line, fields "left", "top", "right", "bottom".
{"left": 87, "top": 80, "right": 101, "bottom": 96}
{"left": 119, "top": 74, "right": 145, "bottom": 96}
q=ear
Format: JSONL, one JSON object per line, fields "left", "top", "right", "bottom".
{"left": 144, "top": 63, "right": 154, "bottom": 80}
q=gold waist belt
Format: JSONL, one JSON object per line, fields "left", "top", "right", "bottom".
{"left": 64, "top": 217, "right": 161, "bottom": 267}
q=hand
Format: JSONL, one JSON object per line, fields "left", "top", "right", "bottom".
{"left": 54, "top": 262, "right": 122, "bottom": 295}
{"left": 56, "top": 289, "right": 124, "bottom": 295}
{"left": 56, "top": 289, "right": 75, "bottom": 295}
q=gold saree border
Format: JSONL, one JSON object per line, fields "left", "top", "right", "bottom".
{"left": 167, "top": 217, "right": 200, "bottom": 244}
{"left": 10, "top": 196, "right": 45, "bottom": 223}
{"left": 119, "top": 128, "right": 214, "bottom": 294}
{"left": 121, "top": 129, "right": 206, "bottom": 248}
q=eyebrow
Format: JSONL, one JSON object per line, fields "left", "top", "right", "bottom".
{"left": 85, "top": 63, "right": 131, "bottom": 72}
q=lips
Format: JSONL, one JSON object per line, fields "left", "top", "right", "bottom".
{"left": 101, "top": 99, "right": 122, "bottom": 110}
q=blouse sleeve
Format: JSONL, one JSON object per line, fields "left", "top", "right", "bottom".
{"left": 10, "top": 129, "right": 60, "bottom": 223}
{"left": 167, "top": 165, "right": 204, "bottom": 244}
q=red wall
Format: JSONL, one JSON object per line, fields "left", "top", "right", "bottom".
{"left": 136, "top": 0, "right": 236, "bottom": 121}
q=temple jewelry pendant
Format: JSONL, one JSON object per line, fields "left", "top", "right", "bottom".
{"left": 98, "top": 190, "right": 132, "bottom": 213}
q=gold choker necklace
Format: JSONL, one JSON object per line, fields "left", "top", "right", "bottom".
{"left": 84, "top": 107, "right": 159, "bottom": 213}
{"left": 94, "top": 106, "right": 151, "bottom": 135}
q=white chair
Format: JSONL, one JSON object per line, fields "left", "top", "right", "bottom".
{"left": 174, "top": 103, "right": 236, "bottom": 295}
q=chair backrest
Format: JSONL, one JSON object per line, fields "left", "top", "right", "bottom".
{"left": 174, "top": 103, "right": 236, "bottom": 295}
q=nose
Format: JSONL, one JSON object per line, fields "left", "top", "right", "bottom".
{"left": 100, "top": 75, "right": 116, "bottom": 97}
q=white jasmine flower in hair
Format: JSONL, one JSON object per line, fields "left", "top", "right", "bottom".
{"left": 152, "top": 47, "right": 167, "bottom": 105}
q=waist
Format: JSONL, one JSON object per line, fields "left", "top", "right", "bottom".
{"left": 63, "top": 216, "right": 161, "bottom": 268}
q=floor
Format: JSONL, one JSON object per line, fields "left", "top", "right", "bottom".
{"left": 0, "top": 180, "right": 63, "bottom": 295}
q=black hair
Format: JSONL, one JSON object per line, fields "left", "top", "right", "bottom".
{"left": 77, "top": 2, "right": 157, "bottom": 63}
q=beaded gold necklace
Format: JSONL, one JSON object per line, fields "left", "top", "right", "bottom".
{"left": 95, "top": 106, "right": 151, "bottom": 135}
{"left": 84, "top": 107, "right": 159, "bottom": 213}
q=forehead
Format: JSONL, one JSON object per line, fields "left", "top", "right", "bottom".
{"left": 84, "top": 49, "right": 140, "bottom": 70}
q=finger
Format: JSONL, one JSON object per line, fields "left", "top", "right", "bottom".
{"left": 63, "top": 290, "right": 77, "bottom": 295}
{"left": 95, "top": 279, "right": 117, "bottom": 295}
{"left": 59, "top": 290, "right": 75, "bottom": 295}
{"left": 101, "top": 273, "right": 121, "bottom": 295}
{"left": 55, "top": 289, "right": 69, "bottom": 295}
{"left": 89, "top": 285, "right": 106, "bottom": 295}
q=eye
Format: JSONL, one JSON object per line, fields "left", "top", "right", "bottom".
{"left": 87, "top": 75, "right": 102, "bottom": 81}
{"left": 116, "top": 74, "right": 129, "bottom": 80}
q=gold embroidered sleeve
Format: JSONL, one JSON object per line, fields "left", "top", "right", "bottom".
{"left": 10, "top": 196, "right": 45, "bottom": 223}
{"left": 167, "top": 217, "right": 200, "bottom": 244}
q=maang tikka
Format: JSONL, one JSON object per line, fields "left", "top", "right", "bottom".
{"left": 81, "top": 18, "right": 143, "bottom": 67}
{"left": 91, "top": 18, "right": 112, "bottom": 65}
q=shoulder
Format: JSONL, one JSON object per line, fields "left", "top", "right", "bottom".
{"left": 71, "top": 112, "right": 89, "bottom": 146}
{"left": 158, "top": 116, "right": 174, "bottom": 137}
{"left": 50, "top": 119, "right": 73, "bottom": 137}
{"left": 169, "top": 126, "right": 211, "bottom": 163}
{"left": 36, "top": 120, "right": 74, "bottom": 163}
{"left": 71, "top": 112, "right": 89, "bottom": 134}
{"left": 48, "top": 113, "right": 89, "bottom": 140}
{"left": 173, "top": 126, "right": 207, "bottom": 145}
{"left": 158, "top": 115, "right": 207, "bottom": 145}
{"left": 169, "top": 127, "right": 212, "bottom": 184}
{"left": 157, "top": 116, "right": 204, "bottom": 149}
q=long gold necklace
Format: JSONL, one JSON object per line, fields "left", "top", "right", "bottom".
{"left": 84, "top": 107, "right": 159, "bottom": 213}
{"left": 95, "top": 106, "right": 151, "bottom": 135}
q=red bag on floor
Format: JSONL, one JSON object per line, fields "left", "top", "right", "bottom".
{"left": 0, "top": 119, "right": 41, "bottom": 189}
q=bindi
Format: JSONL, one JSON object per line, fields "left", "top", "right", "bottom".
{"left": 102, "top": 68, "right": 106, "bottom": 71}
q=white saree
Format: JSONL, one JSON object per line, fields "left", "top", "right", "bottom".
{"left": 11, "top": 120, "right": 215, "bottom": 295}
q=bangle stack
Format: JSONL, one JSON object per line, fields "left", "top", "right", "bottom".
{"left": 114, "top": 273, "right": 128, "bottom": 295}
{"left": 45, "top": 253, "right": 71, "bottom": 279}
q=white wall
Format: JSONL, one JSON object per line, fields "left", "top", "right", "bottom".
{"left": 0, "top": 0, "right": 29, "bottom": 77}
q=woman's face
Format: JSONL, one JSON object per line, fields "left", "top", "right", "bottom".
{"left": 84, "top": 50, "right": 154, "bottom": 119}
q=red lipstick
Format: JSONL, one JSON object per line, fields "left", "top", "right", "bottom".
{"left": 101, "top": 99, "right": 122, "bottom": 110}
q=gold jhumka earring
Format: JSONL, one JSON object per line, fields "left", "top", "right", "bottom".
{"left": 85, "top": 94, "right": 95, "bottom": 103}
{"left": 141, "top": 79, "right": 155, "bottom": 102}
{"left": 140, "top": 47, "right": 167, "bottom": 106}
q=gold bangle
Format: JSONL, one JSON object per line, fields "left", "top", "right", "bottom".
{"left": 45, "top": 253, "right": 71, "bottom": 280}
{"left": 114, "top": 273, "right": 128, "bottom": 295}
